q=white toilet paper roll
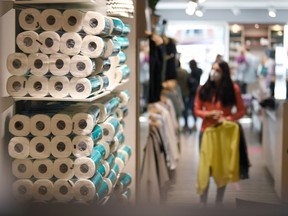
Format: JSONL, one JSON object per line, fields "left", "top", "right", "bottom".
{"left": 91, "top": 172, "right": 103, "bottom": 190}
{"left": 9, "top": 114, "right": 30, "bottom": 136}
{"left": 110, "top": 137, "right": 119, "bottom": 153}
{"left": 16, "top": 31, "right": 39, "bottom": 54}
{"left": 30, "top": 114, "right": 51, "bottom": 136}
{"left": 98, "top": 74, "right": 110, "bottom": 90}
{"left": 48, "top": 76, "right": 70, "bottom": 99}
{"left": 6, "top": 75, "right": 28, "bottom": 97}
{"left": 94, "top": 142, "right": 110, "bottom": 159}
{"left": 53, "top": 158, "right": 74, "bottom": 179}
{"left": 62, "top": 9, "right": 84, "bottom": 32}
{"left": 115, "top": 65, "right": 130, "bottom": 83}
{"left": 96, "top": 97, "right": 120, "bottom": 123}
{"left": 97, "top": 161, "right": 110, "bottom": 177}
{"left": 8, "top": 137, "right": 30, "bottom": 159}
{"left": 74, "top": 179, "right": 96, "bottom": 202}
{"left": 115, "top": 51, "right": 127, "bottom": 65}
{"left": 74, "top": 153, "right": 102, "bottom": 179}
{"left": 39, "top": 9, "right": 62, "bottom": 31}
{"left": 12, "top": 159, "right": 33, "bottom": 178}
{"left": 110, "top": 17, "right": 124, "bottom": 36}
{"left": 94, "top": 58, "right": 111, "bottom": 75}
{"left": 101, "top": 117, "right": 120, "bottom": 142}
{"left": 53, "top": 179, "right": 74, "bottom": 202}
{"left": 103, "top": 39, "right": 121, "bottom": 58}
{"left": 50, "top": 113, "right": 73, "bottom": 135}
{"left": 32, "top": 159, "right": 54, "bottom": 179}
{"left": 39, "top": 31, "right": 60, "bottom": 54}
{"left": 72, "top": 106, "right": 100, "bottom": 135}
{"left": 12, "top": 179, "right": 34, "bottom": 201}
{"left": 81, "top": 35, "right": 105, "bottom": 58}
{"left": 33, "top": 179, "right": 54, "bottom": 201}
{"left": 70, "top": 55, "right": 95, "bottom": 78}
{"left": 60, "top": 33, "right": 82, "bottom": 56}
{"left": 83, "top": 11, "right": 112, "bottom": 36}
{"left": 72, "top": 136, "right": 94, "bottom": 158}
{"left": 28, "top": 53, "right": 49, "bottom": 76}
{"left": 118, "top": 89, "right": 130, "bottom": 108}
{"left": 29, "top": 136, "right": 51, "bottom": 159}
{"left": 51, "top": 136, "right": 73, "bottom": 158}
{"left": 90, "top": 125, "right": 103, "bottom": 143}
{"left": 115, "top": 106, "right": 129, "bottom": 120}
{"left": 7, "top": 53, "right": 29, "bottom": 75}
{"left": 96, "top": 179, "right": 112, "bottom": 201}
{"left": 19, "top": 8, "right": 41, "bottom": 31}
{"left": 27, "top": 75, "right": 49, "bottom": 97}
{"left": 49, "top": 53, "right": 70, "bottom": 76}
{"left": 69, "top": 76, "right": 102, "bottom": 99}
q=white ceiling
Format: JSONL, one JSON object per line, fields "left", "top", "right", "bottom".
{"left": 155, "top": 0, "right": 288, "bottom": 23}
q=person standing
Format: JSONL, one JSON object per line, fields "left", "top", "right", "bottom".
{"left": 188, "top": 59, "right": 202, "bottom": 131}
{"left": 194, "top": 60, "right": 246, "bottom": 207}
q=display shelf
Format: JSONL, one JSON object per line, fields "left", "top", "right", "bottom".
{"left": 14, "top": 0, "right": 98, "bottom": 4}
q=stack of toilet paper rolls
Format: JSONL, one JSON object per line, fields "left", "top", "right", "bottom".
{"left": 9, "top": 91, "right": 131, "bottom": 203}
{"left": 6, "top": 8, "right": 131, "bottom": 99}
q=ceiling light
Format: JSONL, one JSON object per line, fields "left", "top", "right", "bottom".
{"left": 254, "top": 24, "right": 259, "bottom": 29}
{"left": 186, "top": 0, "right": 198, "bottom": 15}
{"left": 232, "top": 8, "right": 241, "bottom": 16}
{"left": 198, "top": 0, "right": 206, "bottom": 3}
{"left": 195, "top": 7, "right": 204, "bottom": 17}
{"left": 268, "top": 8, "right": 276, "bottom": 18}
{"left": 231, "top": 24, "right": 242, "bottom": 33}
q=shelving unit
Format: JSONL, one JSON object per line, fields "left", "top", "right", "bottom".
{"left": 0, "top": 0, "right": 137, "bottom": 205}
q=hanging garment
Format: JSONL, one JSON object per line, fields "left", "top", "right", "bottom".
{"left": 196, "top": 121, "right": 240, "bottom": 195}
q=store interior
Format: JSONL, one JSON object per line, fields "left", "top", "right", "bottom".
{"left": 0, "top": 0, "right": 287, "bottom": 213}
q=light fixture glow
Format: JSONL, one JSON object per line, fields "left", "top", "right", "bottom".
{"left": 195, "top": 7, "right": 204, "bottom": 17}
{"left": 186, "top": 0, "right": 198, "bottom": 16}
{"left": 231, "top": 24, "right": 242, "bottom": 33}
{"left": 268, "top": 8, "right": 276, "bottom": 18}
{"left": 232, "top": 8, "right": 241, "bottom": 16}
{"left": 198, "top": 0, "right": 206, "bottom": 3}
{"left": 254, "top": 24, "right": 259, "bottom": 29}
{"left": 186, "top": 7, "right": 196, "bottom": 15}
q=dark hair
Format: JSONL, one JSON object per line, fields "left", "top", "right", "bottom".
{"left": 199, "top": 61, "right": 236, "bottom": 107}
{"left": 189, "top": 59, "right": 197, "bottom": 70}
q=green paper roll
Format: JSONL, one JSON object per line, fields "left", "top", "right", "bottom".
{"left": 90, "top": 125, "right": 103, "bottom": 143}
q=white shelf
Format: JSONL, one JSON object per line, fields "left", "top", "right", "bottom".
{"left": 14, "top": 0, "right": 97, "bottom": 4}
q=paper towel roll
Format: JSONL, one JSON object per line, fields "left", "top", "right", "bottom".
{"left": 101, "top": 117, "right": 120, "bottom": 142}
{"left": 53, "top": 158, "right": 74, "bottom": 179}
{"left": 53, "top": 179, "right": 74, "bottom": 202}
{"left": 74, "top": 155, "right": 102, "bottom": 179}
{"left": 7, "top": 53, "right": 29, "bottom": 75}
{"left": 16, "top": 31, "right": 39, "bottom": 54}
{"left": 39, "top": 31, "right": 60, "bottom": 54}
{"left": 19, "top": 8, "right": 41, "bottom": 31}
{"left": 94, "top": 142, "right": 110, "bottom": 159}
{"left": 98, "top": 74, "right": 110, "bottom": 90}
{"left": 83, "top": 11, "right": 112, "bottom": 36}
{"left": 118, "top": 90, "right": 130, "bottom": 108}
{"left": 74, "top": 179, "right": 95, "bottom": 202}
{"left": 29, "top": 136, "right": 51, "bottom": 159}
{"left": 97, "top": 161, "right": 110, "bottom": 177}
{"left": 27, "top": 75, "right": 49, "bottom": 97}
{"left": 12, "top": 159, "right": 33, "bottom": 178}
{"left": 72, "top": 135, "right": 94, "bottom": 158}
{"left": 49, "top": 53, "right": 70, "bottom": 76}
{"left": 90, "top": 125, "right": 103, "bottom": 143}
{"left": 9, "top": 114, "right": 30, "bottom": 136}
{"left": 94, "top": 58, "right": 111, "bottom": 75}
{"left": 115, "top": 51, "right": 127, "bottom": 65}
{"left": 60, "top": 33, "right": 82, "bottom": 56}
{"left": 33, "top": 179, "right": 54, "bottom": 201}
{"left": 115, "top": 65, "right": 130, "bottom": 83}
{"left": 48, "top": 76, "right": 70, "bottom": 99}
{"left": 103, "top": 39, "right": 121, "bottom": 58}
{"left": 72, "top": 106, "right": 100, "bottom": 135}
{"left": 40, "top": 9, "right": 62, "bottom": 31}
{"left": 96, "top": 97, "right": 120, "bottom": 123}
{"left": 91, "top": 172, "right": 103, "bottom": 190}
{"left": 115, "top": 36, "right": 129, "bottom": 50}
{"left": 28, "top": 53, "right": 49, "bottom": 76}
{"left": 51, "top": 136, "right": 72, "bottom": 158}
{"left": 33, "top": 159, "right": 54, "bottom": 179}
{"left": 70, "top": 55, "right": 95, "bottom": 78}
{"left": 12, "top": 179, "right": 34, "bottom": 201}
{"left": 69, "top": 76, "right": 102, "bottom": 99}
{"left": 30, "top": 114, "right": 51, "bottom": 136}
{"left": 110, "top": 17, "right": 124, "bottom": 36}
{"left": 6, "top": 76, "right": 28, "bottom": 97}
{"left": 8, "top": 137, "right": 30, "bottom": 159}
{"left": 62, "top": 9, "right": 84, "bottom": 32}
{"left": 81, "top": 35, "right": 105, "bottom": 58}
{"left": 50, "top": 113, "right": 72, "bottom": 135}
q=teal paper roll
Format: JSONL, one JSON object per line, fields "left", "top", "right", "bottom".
{"left": 91, "top": 149, "right": 102, "bottom": 166}
{"left": 111, "top": 163, "right": 120, "bottom": 176}
{"left": 107, "top": 170, "right": 117, "bottom": 185}
{"left": 90, "top": 125, "right": 103, "bottom": 143}
{"left": 115, "top": 37, "right": 129, "bottom": 50}
{"left": 106, "top": 97, "right": 121, "bottom": 115}
{"left": 116, "top": 151, "right": 126, "bottom": 164}
{"left": 96, "top": 179, "right": 109, "bottom": 202}
{"left": 106, "top": 154, "right": 115, "bottom": 168}
{"left": 123, "top": 188, "right": 131, "bottom": 199}
{"left": 91, "top": 172, "right": 103, "bottom": 190}
{"left": 120, "top": 145, "right": 132, "bottom": 158}
{"left": 108, "top": 117, "right": 120, "bottom": 134}
{"left": 99, "top": 74, "right": 110, "bottom": 89}
{"left": 97, "top": 161, "right": 110, "bottom": 177}
{"left": 121, "top": 24, "right": 131, "bottom": 37}
{"left": 95, "top": 58, "right": 111, "bottom": 74}
{"left": 111, "top": 17, "right": 124, "bottom": 36}
{"left": 69, "top": 76, "right": 102, "bottom": 99}
{"left": 116, "top": 132, "right": 125, "bottom": 145}
{"left": 117, "top": 51, "right": 127, "bottom": 65}
{"left": 119, "top": 173, "right": 132, "bottom": 188}
{"left": 93, "top": 142, "right": 110, "bottom": 159}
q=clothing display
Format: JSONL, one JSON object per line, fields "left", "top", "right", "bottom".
{"left": 164, "top": 38, "right": 177, "bottom": 80}
{"left": 196, "top": 121, "right": 240, "bottom": 195}
{"left": 106, "top": 0, "right": 135, "bottom": 18}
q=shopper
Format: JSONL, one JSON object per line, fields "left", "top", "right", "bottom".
{"left": 188, "top": 59, "right": 202, "bottom": 131}
{"left": 194, "top": 60, "right": 246, "bottom": 207}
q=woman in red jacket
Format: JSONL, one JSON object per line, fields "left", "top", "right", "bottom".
{"left": 194, "top": 60, "right": 246, "bottom": 207}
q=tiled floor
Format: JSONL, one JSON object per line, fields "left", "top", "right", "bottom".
{"left": 165, "top": 119, "right": 281, "bottom": 208}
